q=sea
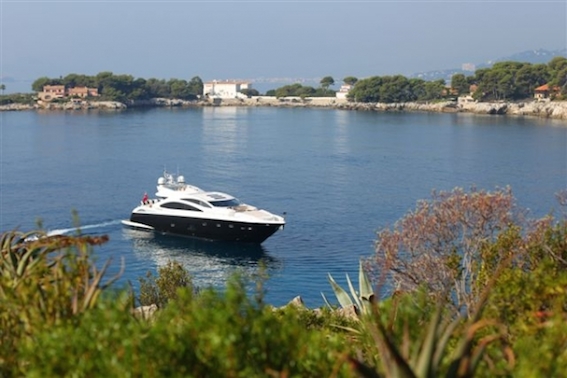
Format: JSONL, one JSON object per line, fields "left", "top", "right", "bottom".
{"left": 1, "top": 106, "right": 566, "bottom": 307}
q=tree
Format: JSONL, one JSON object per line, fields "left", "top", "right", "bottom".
{"left": 275, "top": 83, "right": 313, "bottom": 98}
{"left": 62, "top": 73, "right": 95, "bottom": 88}
{"left": 187, "top": 76, "right": 203, "bottom": 96}
{"left": 343, "top": 76, "right": 358, "bottom": 85}
{"left": 451, "top": 73, "right": 469, "bottom": 95}
{"left": 31, "top": 77, "right": 52, "bottom": 92}
{"left": 365, "top": 187, "right": 521, "bottom": 317}
{"left": 378, "top": 75, "right": 414, "bottom": 102}
{"left": 240, "top": 88, "right": 259, "bottom": 97}
{"left": 422, "top": 79, "right": 445, "bottom": 101}
{"left": 347, "top": 76, "right": 383, "bottom": 102}
{"left": 515, "top": 64, "right": 550, "bottom": 99}
{"left": 409, "top": 78, "right": 427, "bottom": 100}
{"left": 320, "top": 76, "right": 335, "bottom": 90}
{"left": 146, "top": 78, "right": 170, "bottom": 98}
{"left": 548, "top": 56, "right": 567, "bottom": 73}
{"left": 0, "top": 84, "right": 5, "bottom": 95}
{"left": 168, "top": 79, "right": 192, "bottom": 99}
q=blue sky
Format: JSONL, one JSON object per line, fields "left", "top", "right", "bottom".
{"left": 1, "top": 0, "right": 566, "bottom": 93}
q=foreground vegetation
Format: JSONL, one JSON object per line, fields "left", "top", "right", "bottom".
{"left": 1, "top": 187, "right": 566, "bottom": 377}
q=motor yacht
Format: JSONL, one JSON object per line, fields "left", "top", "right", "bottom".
{"left": 121, "top": 172, "right": 286, "bottom": 243}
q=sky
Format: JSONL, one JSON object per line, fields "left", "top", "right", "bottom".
{"left": 1, "top": 0, "right": 566, "bottom": 93}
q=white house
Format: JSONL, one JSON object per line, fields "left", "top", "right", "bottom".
{"left": 203, "top": 80, "right": 252, "bottom": 99}
{"left": 336, "top": 84, "right": 353, "bottom": 100}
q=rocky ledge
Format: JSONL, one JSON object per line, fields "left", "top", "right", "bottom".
{"left": 0, "top": 101, "right": 127, "bottom": 111}
{"left": 225, "top": 97, "right": 567, "bottom": 120}
{"left": 2, "top": 97, "right": 567, "bottom": 121}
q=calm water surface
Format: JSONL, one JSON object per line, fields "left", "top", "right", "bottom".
{"left": 1, "top": 107, "right": 566, "bottom": 307}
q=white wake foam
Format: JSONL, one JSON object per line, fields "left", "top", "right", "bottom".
{"left": 47, "top": 220, "right": 121, "bottom": 236}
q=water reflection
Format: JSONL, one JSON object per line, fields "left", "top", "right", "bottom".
{"left": 200, "top": 107, "right": 250, "bottom": 182}
{"left": 124, "top": 229, "right": 281, "bottom": 289}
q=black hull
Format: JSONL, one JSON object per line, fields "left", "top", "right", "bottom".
{"left": 130, "top": 213, "right": 282, "bottom": 243}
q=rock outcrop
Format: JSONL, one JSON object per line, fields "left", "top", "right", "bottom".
{"left": 209, "top": 97, "right": 567, "bottom": 120}
{"left": 35, "top": 100, "right": 127, "bottom": 110}
{"left": 132, "top": 304, "right": 158, "bottom": 320}
{"left": 2, "top": 96, "right": 567, "bottom": 121}
{"left": 0, "top": 103, "right": 36, "bottom": 111}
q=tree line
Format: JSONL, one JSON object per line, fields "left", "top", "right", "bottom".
{"left": 23, "top": 56, "right": 567, "bottom": 104}
{"left": 347, "top": 56, "right": 567, "bottom": 103}
{"left": 31, "top": 72, "right": 204, "bottom": 102}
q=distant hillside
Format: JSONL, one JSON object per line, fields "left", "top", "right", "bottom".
{"left": 410, "top": 48, "right": 567, "bottom": 82}
{"left": 490, "top": 48, "right": 567, "bottom": 65}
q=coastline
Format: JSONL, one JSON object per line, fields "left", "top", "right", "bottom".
{"left": 2, "top": 96, "right": 567, "bottom": 121}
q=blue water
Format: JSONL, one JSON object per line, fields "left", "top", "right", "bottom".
{"left": 1, "top": 107, "right": 566, "bottom": 307}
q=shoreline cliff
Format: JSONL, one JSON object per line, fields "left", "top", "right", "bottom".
{"left": 2, "top": 97, "right": 567, "bottom": 121}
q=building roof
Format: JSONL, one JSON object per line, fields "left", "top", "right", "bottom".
{"left": 43, "top": 85, "right": 65, "bottom": 90}
{"left": 204, "top": 80, "right": 251, "bottom": 85}
{"left": 535, "top": 84, "right": 549, "bottom": 92}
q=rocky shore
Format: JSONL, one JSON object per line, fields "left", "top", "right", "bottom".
{"left": 2, "top": 96, "right": 567, "bottom": 121}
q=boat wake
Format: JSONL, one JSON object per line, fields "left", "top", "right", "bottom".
{"left": 46, "top": 220, "right": 122, "bottom": 236}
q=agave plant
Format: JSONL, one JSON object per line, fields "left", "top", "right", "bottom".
{"left": 322, "top": 259, "right": 375, "bottom": 317}
{"left": 348, "top": 299, "right": 509, "bottom": 378}
{"left": 345, "top": 260, "right": 512, "bottom": 378}
{"left": 0, "top": 229, "right": 122, "bottom": 328}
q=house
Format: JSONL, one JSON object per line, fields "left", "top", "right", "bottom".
{"left": 38, "top": 85, "right": 66, "bottom": 101}
{"left": 534, "top": 84, "right": 560, "bottom": 101}
{"left": 38, "top": 85, "right": 99, "bottom": 102}
{"left": 203, "top": 80, "right": 252, "bottom": 99}
{"left": 458, "top": 84, "right": 478, "bottom": 104}
{"left": 336, "top": 84, "right": 352, "bottom": 100}
{"left": 442, "top": 86, "right": 459, "bottom": 97}
{"left": 68, "top": 86, "right": 99, "bottom": 98}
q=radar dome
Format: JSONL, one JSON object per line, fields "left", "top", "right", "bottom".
{"left": 177, "top": 176, "right": 185, "bottom": 183}
{"left": 158, "top": 177, "right": 166, "bottom": 185}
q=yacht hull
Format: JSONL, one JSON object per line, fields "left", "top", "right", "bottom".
{"left": 129, "top": 213, "right": 283, "bottom": 243}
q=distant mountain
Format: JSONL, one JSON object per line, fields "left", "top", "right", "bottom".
{"left": 410, "top": 48, "right": 567, "bottom": 82}
{"left": 490, "top": 48, "right": 567, "bottom": 65}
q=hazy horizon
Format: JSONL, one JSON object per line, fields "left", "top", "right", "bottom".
{"left": 1, "top": 1, "right": 566, "bottom": 93}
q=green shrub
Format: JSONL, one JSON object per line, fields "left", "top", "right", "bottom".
{"left": 0, "top": 229, "right": 120, "bottom": 375}
{"left": 138, "top": 260, "right": 194, "bottom": 308}
{"left": 16, "top": 276, "right": 355, "bottom": 377}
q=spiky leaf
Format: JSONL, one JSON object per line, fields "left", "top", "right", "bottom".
{"left": 327, "top": 273, "right": 354, "bottom": 308}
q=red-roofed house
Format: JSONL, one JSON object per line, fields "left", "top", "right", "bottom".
{"left": 38, "top": 85, "right": 66, "bottom": 101}
{"left": 534, "top": 84, "right": 560, "bottom": 101}
{"left": 38, "top": 85, "right": 99, "bottom": 101}
{"left": 68, "top": 86, "right": 99, "bottom": 98}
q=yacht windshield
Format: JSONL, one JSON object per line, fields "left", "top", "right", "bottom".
{"left": 210, "top": 198, "right": 241, "bottom": 207}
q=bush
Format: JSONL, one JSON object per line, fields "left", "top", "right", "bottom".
{"left": 15, "top": 276, "right": 355, "bottom": 377}
{"left": 0, "top": 229, "right": 120, "bottom": 375}
{"left": 138, "top": 260, "right": 194, "bottom": 308}
{"left": 365, "top": 186, "right": 522, "bottom": 317}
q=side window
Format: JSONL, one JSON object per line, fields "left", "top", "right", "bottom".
{"left": 161, "top": 202, "right": 202, "bottom": 211}
{"left": 183, "top": 198, "right": 212, "bottom": 208}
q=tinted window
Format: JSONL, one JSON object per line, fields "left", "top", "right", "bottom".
{"left": 183, "top": 198, "right": 212, "bottom": 208}
{"left": 161, "top": 202, "right": 202, "bottom": 211}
